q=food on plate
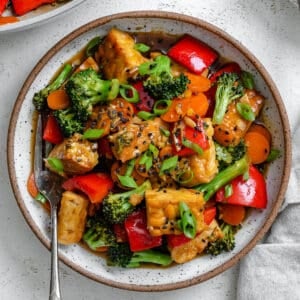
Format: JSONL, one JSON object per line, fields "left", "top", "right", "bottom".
{"left": 0, "top": 0, "right": 71, "bottom": 25}
{"left": 29, "top": 28, "right": 278, "bottom": 267}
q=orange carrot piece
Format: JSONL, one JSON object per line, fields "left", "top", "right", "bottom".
{"left": 0, "top": 16, "right": 19, "bottom": 25}
{"left": 27, "top": 172, "right": 39, "bottom": 198}
{"left": 185, "top": 93, "right": 209, "bottom": 118}
{"left": 185, "top": 71, "right": 211, "bottom": 93}
{"left": 247, "top": 123, "right": 272, "bottom": 144}
{"left": 160, "top": 98, "right": 185, "bottom": 122}
{"left": 161, "top": 92, "right": 209, "bottom": 122}
{"left": 47, "top": 89, "right": 70, "bottom": 110}
{"left": 244, "top": 131, "right": 270, "bottom": 164}
{"left": 219, "top": 204, "right": 246, "bottom": 226}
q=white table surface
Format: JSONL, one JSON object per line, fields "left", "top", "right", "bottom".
{"left": 0, "top": 1, "right": 299, "bottom": 299}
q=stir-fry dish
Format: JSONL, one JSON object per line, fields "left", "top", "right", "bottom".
{"left": 0, "top": 0, "right": 71, "bottom": 25}
{"left": 28, "top": 28, "right": 279, "bottom": 268}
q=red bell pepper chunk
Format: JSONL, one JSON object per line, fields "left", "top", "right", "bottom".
{"left": 62, "top": 173, "right": 113, "bottom": 204}
{"left": 132, "top": 81, "right": 155, "bottom": 112}
{"left": 167, "top": 34, "right": 218, "bottom": 74}
{"left": 167, "top": 234, "right": 191, "bottom": 249}
{"left": 209, "top": 62, "right": 241, "bottom": 83}
{"left": 11, "top": 0, "right": 56, "bottom": 16}
{"left": 0, "top": 0, "right": 9, "bottom": 15}
{"left": 203, "top": 206, "right": 217, "bottom": 225}
{"left": 124, "top": 209, "right": 162, "bottom": 252}
{"left": 215, "top": 165, "right": 267, "bottom": 209}
{"left": 173, "top": 119, "right": 210, "bottom": 156}
{"left": 42, "top": 114, "right": 64, "bottom": 144}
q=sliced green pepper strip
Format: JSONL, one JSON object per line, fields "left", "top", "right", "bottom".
{"left": 120, "top": 84, "right": 139, "bottom": 103}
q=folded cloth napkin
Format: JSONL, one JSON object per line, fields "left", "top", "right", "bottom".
{"left": 237, "top": 113, "right": 300, "bottom": 299}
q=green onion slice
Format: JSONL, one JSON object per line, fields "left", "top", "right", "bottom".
{"left": 85, "top": 36, "right": 102, "bottom": 57}
{"left": 137, "top": 111, "right": 156, "bottom": 120}
{"left": 125, "top": 159, "right": 136, "bottom": 176}
{"left": 236, "top": 102, "right": 255, "bottom": 121}
{"left": 82, "top": 128, "right": 104, "bottom": 140}
{"left": 182, "top": 138, "right": 203, "bottom": 155}
{"left": 266, "top": 148, "right": 280, "bottom": 162}
{"left": 47, "top": 157, "right": 64, "bottom": 174}
{"left": 224, "top": 183, "right": 233, "bottom": 197}
{"left": 117, "top": 175, "right": 138, "bottom": 189}
{"left": 120, "top": 84, "right": 139, "bottom": 103}
{"left": 159, "top": 155, "right": 178, "bottom": 175}
{"left": 153, "top": 100, "right": 172, "bottom": 115}
{"left": 241, "top": 71, "right": 255, "bottom": 89}
{"left": 160, "top": 127, "right": 170, "bottom": 137}
{"left": 134, "top": 43, "right": 150, "bottom": 53}
{"left": 108, "top": 78, "right": 120, "bottom": 100}
{"left": 177, "top": 201, "right": 197, "bottom": 239}
{"left": 175, "top": 169, "right": 194, "bottom": 184}
{"left": 35, "top": 192, "right": 47, "bottom": 204}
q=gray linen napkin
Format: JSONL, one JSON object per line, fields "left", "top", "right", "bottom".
{"left": 237, "top": 118, "right": 300, "bottom": 299}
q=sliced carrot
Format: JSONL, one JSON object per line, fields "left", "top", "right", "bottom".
{"left": 75, "top": 56, "right": 99, "bottom": 73}
{"left": 219, "top": 204, "right": 246, "bottom": 226}
{"left": 47, "top": 89, "right": 70, "bottom": 110}
{"left": 247, "top": 123, "right": 272, "bottom": 144}
{"left": 27, "top": 172, "right": 39, "bottom": 198}
{"left": 161, "top": 92, "right": 209, "bottom": 122}
{"left": 160, "top": 98, "right": 186, "bottom": 122}
{"left": 185, "top": 93, "right": 209, "bottom": 118}
{"left": 0, "top": 16, "right": 19, "bottom": 25}
{"left": 244, "top": 130, "right": 270, "bottom": 164}
{"left": 185, "top": 71, "right": 211, "bottom": 93}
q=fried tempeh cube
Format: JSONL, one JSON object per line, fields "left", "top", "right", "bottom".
{"left": 58, "top": 191, "right": 89, "bottom": 245}
{"left": 213, "top": 89, "right": 264, "bottom": 146}
{"left": 169, "top": 220, "right": 223, "bottom": 264}
{"left": 46, "top": 133, "right": 99, "bottom": 176}
{"left": 145, "top": 188, "right": 206, "bottom": 236}
{"left": 95, "top": 28, "right": 148, "bottom": 83}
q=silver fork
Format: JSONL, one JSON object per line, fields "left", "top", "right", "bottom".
{"left": 34, "top": 114, "right": 64, "bottom": 300}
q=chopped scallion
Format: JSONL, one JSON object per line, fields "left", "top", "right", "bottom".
{"left": 236, "top": 102, "right": 255, "bottom": 121}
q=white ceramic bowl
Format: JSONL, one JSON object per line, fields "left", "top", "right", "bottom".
{"left": 0, "top": 0, "right": 85, "bottom": 33}
{"left": 7, "top": 11, "right": 291, "bottom": 291}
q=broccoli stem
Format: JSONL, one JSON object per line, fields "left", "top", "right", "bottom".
{"left": 195, "top": 155, "right": 249, "bottom": 201}
{"left": 127, "top": 250, "right": 172, "bottom": 268}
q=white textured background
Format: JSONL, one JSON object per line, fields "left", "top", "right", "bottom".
{"left": 0, "top": 0, "right": 299, "bottom": 299}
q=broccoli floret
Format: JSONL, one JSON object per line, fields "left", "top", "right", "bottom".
{"left": 83, "top": 217, "right": 116, "bottom": 251}
{"left": 212, "top": 72, "right": 244, "bottom": 124}
{"left": 65, "top": 68, "right": 117, "bottom": 121}
{"left": 53, "top": 107, "right": 84, "bottom": 137}
{"left": 102, "top": 180, "right": 151, "bottom": 224}
{"left": 107, "top": 243, "right": 172, "bottom": 268}
{"left": 139, "top": 55, "right": 189, "bottom": 100}
{"left": 33, "top": 64, "right": 72, "bottom": 111}
{"left": 215, "top": 141, "right": 246, "bottom": 171}
{"left": 195, "top": 155, "right": 249, "bottom": 201}
{"left": 206, "top": 222, "right": 239, "bottom": 256}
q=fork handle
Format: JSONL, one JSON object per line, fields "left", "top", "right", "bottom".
{"left": 49, "top": 204, "right": 62, "bottom": 300}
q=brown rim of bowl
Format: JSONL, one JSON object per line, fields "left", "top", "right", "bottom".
{"left": 7, "top": 11, "right": 292, "bottom": 292}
